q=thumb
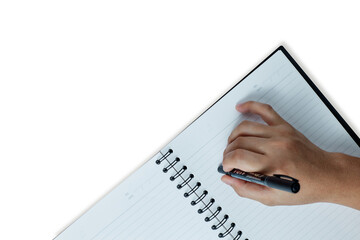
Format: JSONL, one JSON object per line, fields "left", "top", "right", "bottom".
{"left": 221, "top": 175, "right": 274, "bottom": 205}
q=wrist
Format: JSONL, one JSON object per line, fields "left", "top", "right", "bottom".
{"left": 325, "top": 152, "right": 360, "bottom": 210}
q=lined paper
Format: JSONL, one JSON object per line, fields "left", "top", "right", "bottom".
{"left": 165, "top": 50, "right": 360, "bottom": 239}
{"left": 55, "top": 49, "right": 360, "bottom": 240}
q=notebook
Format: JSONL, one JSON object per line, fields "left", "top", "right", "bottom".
{"left": 55, "top": 46, "right": 360, "bottom": 240}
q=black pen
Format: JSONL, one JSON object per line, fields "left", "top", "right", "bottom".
{"left": 218, "top": 165, "right": 300, "bottom": 193}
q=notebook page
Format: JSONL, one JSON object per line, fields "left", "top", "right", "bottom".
{"left": 162, "top": 50, "right": 360, "bottom": 239}
{"left": 55, "top": 152, "right": 225, "bottom": 240}
{"left": 56, "top": 49, "right": 360, "bottom": 240}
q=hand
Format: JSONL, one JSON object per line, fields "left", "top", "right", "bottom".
{"left": 221, "top": 101, "right": 360, "bottom": 209}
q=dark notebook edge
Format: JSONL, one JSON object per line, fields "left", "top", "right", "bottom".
{"left": 173, "top": 45, "right": 360, "bottom": 149}
{"left": 278, "top": 46, "right": 360, "bottom": 147}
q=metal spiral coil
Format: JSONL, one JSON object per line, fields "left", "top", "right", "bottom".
{"left": 155, "top": 149, "right": 247, "bottom": 240}
{"left": 205, "top": 206, "right": 222, "bottom": 222}
{"left": 233, "top": 231, "right": 243, "bottom": 240}
{"left": 170, "top": 166, "right": 187, "bottom": 181}
{"left": 163, "top": 157, "right": 180, "bottom": 173}
{"left": 155, "top": 149, "right": 173, "bottom": 165}
{"left": 184, "top": 182, "right": 201, "bottom": 198}
{"left": 177, "top": 174, "right": 194, "bottom": 189}
{"left": 198, "top": 198, "right": 215, "bottom": 214}
{"left": 218, "top": 222, "right": 235, "bottom": 238}
{"left": 191, "top": 190, "right": 208, "bottom": 206}
{"left": 212, "top": 214, "right": 229, "bottom": 230}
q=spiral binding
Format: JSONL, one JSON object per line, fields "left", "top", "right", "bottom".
{"left": 184, "top": 182, "right": 200, "bottom": 197}
{"left": 177, "top": 174, "right": 194, "bottom": 189}
{"left": 205, "top": 207, "right": 221, "bottom": 222}
{"left": 191, "top": 190, "right": 208, "bottom": 205}
{"left": 163, "top": 157, "right": 179, "bottom": 173}
{"left": 198, "top": 198, "right": 214, "bottom": 214}
{"left": 155, "top": 149, "right": 249, "bottom": 240}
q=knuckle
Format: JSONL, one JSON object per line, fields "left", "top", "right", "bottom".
{"left": 233, "top": 149, "right": 245, "bottom": 160}
{"left": 223, "top": 151, "right": 238, "bottom": 168}
{"left": 281, "top": 138, "right": 297, "bottom": 150}
{"left": 271, "top": 138, "right": 296, "bottom": 151}
{"left": 223, "top": 152, "right": 231, "bottom": 163}
{"left": 234, "top": 136, "right": 244, "bottom": 145}
{"left": 263, "top": 103, "right": 273, "bottom": 111}
{"left": 276, "top": 125, "right": 292, "bottom": 136}
{"left": 222, "top": 159, "right": 231, "bottom": 171}
{"left": 280, "top": 124, "right": 296, "bottom": 135}
{"left": 232, "top": 121, "right": 251, "bottom": 138}
{"left": 269, "top": 139, "right": 282, "bottom": 148}
{"left": 240, "top": 120, "right": 251, "bottom": 128}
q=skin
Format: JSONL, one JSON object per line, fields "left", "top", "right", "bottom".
{"left": 221, "top": 101, "right": 360, "bottom": 210}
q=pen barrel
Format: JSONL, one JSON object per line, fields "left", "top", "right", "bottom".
{"left": 264, "top": 176, "right": 300, "bottom": 193}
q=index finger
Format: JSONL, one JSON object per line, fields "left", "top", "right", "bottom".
{"left": 236, "top": 101, "right": 287, "bottom": 126}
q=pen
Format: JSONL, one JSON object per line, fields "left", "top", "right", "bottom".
{"left": 218, "top": 165, "right": 300, "bottom": 193}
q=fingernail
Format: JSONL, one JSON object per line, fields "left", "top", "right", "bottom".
{"left": 236, "top": 103, "right": 244, "bottom": 112}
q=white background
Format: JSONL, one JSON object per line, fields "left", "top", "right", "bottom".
{"left": 0, "top": 1, "right": 359, "bottom": 239}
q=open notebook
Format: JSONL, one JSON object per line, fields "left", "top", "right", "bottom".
{"left": 55, "top": 46, "right": 360, "bottom": 240}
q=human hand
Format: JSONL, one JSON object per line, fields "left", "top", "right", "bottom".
{"left": 221, "top": 101, "right": 360, "bottom": 209}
